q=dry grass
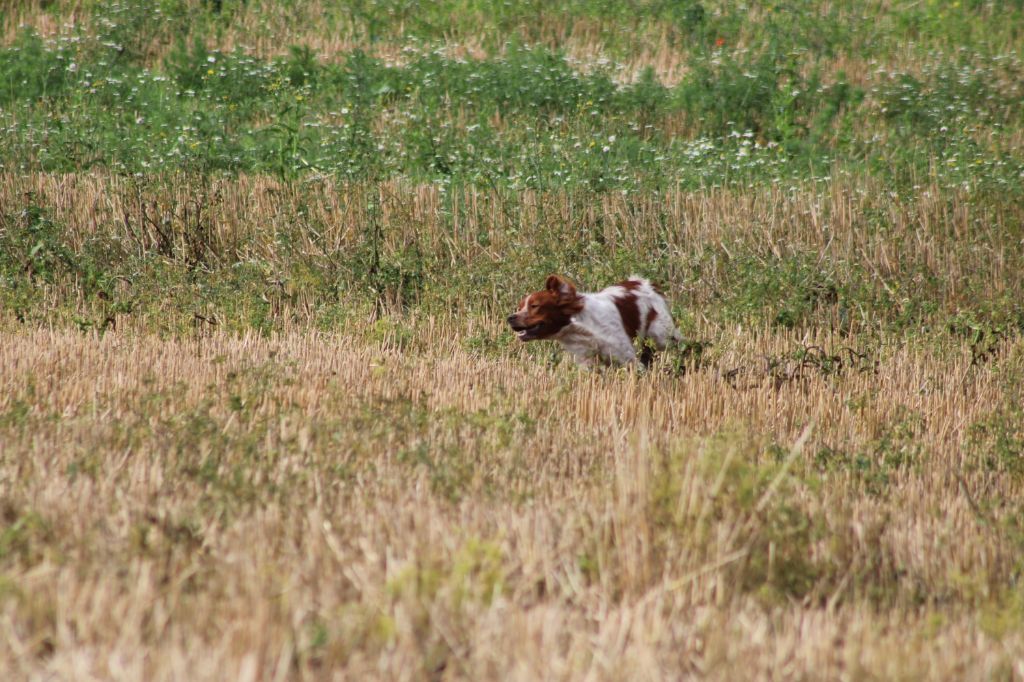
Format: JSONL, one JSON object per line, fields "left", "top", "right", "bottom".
{"left": 1, "top": 316, "right": 1022, "bottom": 679}
{"left": 3, "top": 171, "right": 1021, "bottom": 334}
{"left": 3, "top": 1, "right": 1024, "bottom": 677}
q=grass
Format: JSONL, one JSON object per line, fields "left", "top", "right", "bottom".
{"left": 2, "top": 327, "right": 1023, "bottom": 679}
{"left": 1, "top": 0, "right": 1024, "bottom": 679}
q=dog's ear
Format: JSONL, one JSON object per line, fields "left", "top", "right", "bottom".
{"left": 545, "top": 275, "right": 577, "bottom": 300}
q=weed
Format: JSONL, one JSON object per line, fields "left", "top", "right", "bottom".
{"left": 967, "top": 406, "right": 1024, "bottom": 479}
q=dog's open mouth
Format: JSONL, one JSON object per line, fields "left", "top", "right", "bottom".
{"left": 512, "top": 323, "right": 543, "bottom": 340}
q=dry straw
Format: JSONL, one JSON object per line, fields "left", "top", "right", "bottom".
{"left": 1, "top": 321, "right": 1021, "bottom": 679}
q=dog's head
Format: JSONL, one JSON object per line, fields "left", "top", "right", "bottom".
{"left": 507, "top": 275, "right": 583, "bottom": 341}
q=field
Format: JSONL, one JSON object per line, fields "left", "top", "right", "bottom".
{"left": 2, "top": 1, "right": 1024, "bottom": 679}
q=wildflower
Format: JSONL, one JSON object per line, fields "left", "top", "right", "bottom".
{"left": 715, "top": 37, "right": 726, "bottom": 48}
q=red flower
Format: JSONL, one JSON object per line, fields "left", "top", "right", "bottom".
{"left": 715, "top": 37, "right": 726, "bottom": 47}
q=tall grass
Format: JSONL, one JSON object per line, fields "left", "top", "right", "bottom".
{"left": 3, "top": 172, "right": 1023, "bottom": 338}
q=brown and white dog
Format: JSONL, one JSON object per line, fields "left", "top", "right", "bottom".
{"left": 507, "top": 275, "right": 682, "bottom": 367}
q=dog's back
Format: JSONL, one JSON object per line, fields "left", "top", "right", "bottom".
{"left": 594, "top": 277, "right": 681, "bottom": 349}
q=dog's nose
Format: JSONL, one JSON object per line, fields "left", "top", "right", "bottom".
{"left": 506, "top": 315, "right": 517, "bottom": 324}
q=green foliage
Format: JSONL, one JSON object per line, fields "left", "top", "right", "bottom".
{"left": 715, "top": 251, "right": 839, "bottom": 329}
{"left": 0, "top": 505, "right": 53, "bottom": 566}
{"left": 815, "top": 407, "right": 925, "bottom": 495}
{"left": 967, "top": 406, "right": 1024, "bottom": 479}
{"left": 0, "top": 202, "right": 76, "bottom": 284}
{"left": 0, "top": 28, "right": 71, "bottom": 104}
{"left": 678, "top": 46, "right": 793, "bottom": 138}
{"left": 1, "top": 2, "right": 1020, "bottom": 192}
{"left": 649, "top": 431, "right": 825, "bottom": 602}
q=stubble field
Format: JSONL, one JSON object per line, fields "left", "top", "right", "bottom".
{"left": 2, "top": 1, "right": 1024, "bottom": 680}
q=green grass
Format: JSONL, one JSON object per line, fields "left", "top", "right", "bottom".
{"left": 1, "top": 1, "right": 1022, "bottom": 191}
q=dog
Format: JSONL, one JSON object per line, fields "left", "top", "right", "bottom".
{"left": 507, "top": 275, "right": 682, "bottom": 367}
